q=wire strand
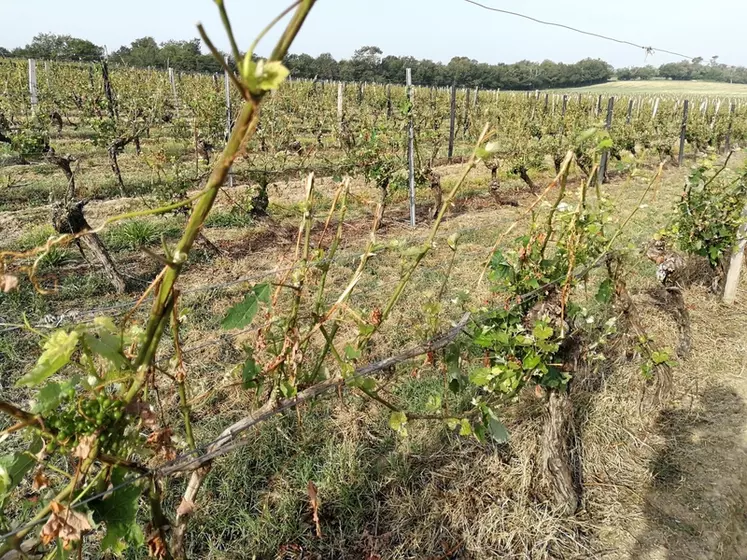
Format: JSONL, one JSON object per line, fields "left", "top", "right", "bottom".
{"left": 461, "top": 0, "right": 697, "bottom": 61}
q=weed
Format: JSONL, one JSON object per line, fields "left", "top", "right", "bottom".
{"left": 104, "top": 219, "right": 182, "bottom": 251}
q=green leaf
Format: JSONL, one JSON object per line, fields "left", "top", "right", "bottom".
{"left": 31, "top": 378, "right": 79, "bottom": 413}
{"left": 447, "top": 232, "right": 461, "bottom": 251}
{"left": 90, "top": 468, "right": 144, "bottom": 555}
{"left": 243, "top": 59, "right": 290, "bottom": 94}
{"left": 280, "top": 379, "right": 297, "bottom": 399}
{"left": 595, "top": 278, "right": 614, "bottom": 303}
{"left": 388, "top": 411, "right": 408, "bottom": 436}
{"left": 241, "top": 350, "right": 261, "bottom": 389}
{"left": 459, "top": 418, "right": 472, "bottom": 436}
{"left": 425, "top": 395, "right": 442, "bottom": 411}
{"left": 344, "top": 344, "right": 362, "bottom": 360}
{"left": 0, "top": 437, "right": 42, "bottom": 503}
{"left": 522, "top": 353, "right": 542, "bottom": 370}
{"left": 221, "top": 283, "right": 270, "bottom": 330}
{"left": 651, "top": 351, "right": 670, "bottom": 365}
{"left": 532, "top": 323, "right": 554, "bottom": 341}
{"left": 485, "top": 416, "right": 509, "bottom": 443}
{"left": 469, "top": 367, "right": 492, "bottom": 387}
{"left": 16, "top": 330, "right": 80, "bottom": 387}
{"left": 84, "top": 332, "right": 129, "bottom": 370}
{"left": 359, "top": 377, "right": 376, "bottom": 391}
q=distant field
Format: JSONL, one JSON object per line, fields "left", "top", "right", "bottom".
{"left": 553, "top": 80, "right": 747, "bottom": 96}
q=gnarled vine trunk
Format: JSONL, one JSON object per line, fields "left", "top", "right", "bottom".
{"left": 52, "top": 201, "right": 127, "bottom": 294}
{"left": 108, "top": 145, "right": 125, "bottom": 195}
{"left": 425, "top": 168, "right": 442, "bottom": 219}
{"left": 250, "top": 181, "right": 270, "bottom": 217}
{"left": 517, "top": 166, "right": 537, "bottom": 192}
{"left": 374, "top": 179, "right": 389, "bottom": 230}
{"left": 541, "top": 388, "right": 579, "bottom": 516}
{"left": 45, "top": 149, "right": 76, "bottom": 200}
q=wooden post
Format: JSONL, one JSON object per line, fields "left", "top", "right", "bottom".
{"left": 224, "top": 61, "right": 232, "bottom": 142}
{"left": 463, "top": 88, "right": 470, "bottom": 138}
{"left": 723, "top": 203, "right": 747, "bottom": 304}
{"left": 678, "top": 99, "right": 689, "bottom": 166}
{"left": 101, "top": 61, "right": 116, "bottom": 120}
{"left": 561, "top": 94, "right": 568, "bottom": 117}
{"left": 168, "top": 67, "right": 179, "bottom": 118}
{"left": 386, "top": 83, "right": 392, "bottom": 119}
{"left": 725, "top": 102, "right": 735, "bottom": 153}
{"left": 447, "top": 84, "right": 457, "bottom": 161}
{"left": 626, "top": 98, "right": 634, "bottom": 124}
{"left": 544, "top": 93, "right": 549, "bottom": 113}
{"left": 700, "top": 98, "right": 708, "bottom": 116}
{"left": 598, "top": 97, "right": 615, "bottom": 184}
{"left": 406, "top": 69, "right": 416, "bottom": 227}
{"left": 28, "top": 59, "right": 38, "bottom": 113}
{"left": 596, "top": 94, "right": 602, "bottom": 117}
{"left": 711, "top": 99, "right": 722, "bottom": 129}
{"left": 224, "top": 59, "right": 233, "bottom": 187}
{"left": 474, "top": 86, "right": 479, "bottom": 107}
{"left": 652, "top": 98, "right": 660, "bottom": 119}
{"left": 337, "top": 81, "right": 344, "bottom": 135}
{"left": 358, "top": 82, "right": 363, "bottom": 104}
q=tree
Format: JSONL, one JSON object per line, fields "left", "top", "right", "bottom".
{"left": 12, "top": 33, "right": 102, "bottom": 61}
{"left": 116, "top": 37, "right": 160, "bottom": 68}
{"left": 159, "top": 39, "right": 202, "bottom": 71}
{"left": 351, "top": 46, "right": 383, "bottom": 82}
{"left": 314, "top": 53, "right": 339, "bottom": 80}
{"left": 0, "top": 46, "right": 10, "bottom": 58}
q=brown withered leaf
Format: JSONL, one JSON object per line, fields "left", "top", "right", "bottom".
{"left": 126, "top": 401, "right": 158, "bottom": 430}
{"left": 423, "top": 351, "right": 435, "bottom": 366}
{"left": 307, "top": 480, "right": 322, "bottom": 539}
{"left": 146, "top": 527, "right": 167, "bottom": 559}
{"left": 146, "top": 428, "right": 177, "bottom": 462}
{"left": 73, "top": 434, "right": 97, "bottom": 460}
{"left": 534, "top": 384, "right": 545, "bottom": 399}
{"left": 176, "top": 498, "right": 196, "bottom": 518}
{"left": 32, "top": 469, "right": 50, "bottom": 491}
{"left": 370, "top": 307, "right": 382, "bottom": 326}
{"left": 1, "top": 274, "right": 19, "bottom": 293}
{"left": 40, "top": 501, "right": 92, "bottom": 547}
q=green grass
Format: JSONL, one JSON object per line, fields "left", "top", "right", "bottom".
{"left": 555, "top": 79, "right": 747, "bottom": 96}
{"left": 104, "top": 218, "right": 183, "bottom": 251}
{"left": 205, "top": 208, "right": 254, "bottom": 229}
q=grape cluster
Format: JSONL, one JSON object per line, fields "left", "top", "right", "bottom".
{"left": 46, "top": 390, "right": 127, "bottom": 452}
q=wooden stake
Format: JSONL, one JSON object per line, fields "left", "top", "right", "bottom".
{"left": 723, "top": 203, "right": 747, "bottom": 304}
{"left": 448, "top": 84, "right": 456, "bottom": 161}
{"left": 678, "top": 100, "right": 689, "bottom": 166}
{"left": 406, "top": 68, "right": 416, "bottom": 227}
{"left": 28, "top": 59, "right": 38, "bottom": 113}
{"left": 598, "top": 97, "right": 615, "bottom": 184}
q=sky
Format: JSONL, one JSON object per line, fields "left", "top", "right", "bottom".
{"left": 0, "top": 0, "right": 744, "bottom": 69}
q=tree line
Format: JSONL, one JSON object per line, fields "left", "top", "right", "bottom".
{"left": 3, "top": 33, "right": 747, "bottom": 89}
{"left": 619, "top": 57, "right": 747, "bottom": 84}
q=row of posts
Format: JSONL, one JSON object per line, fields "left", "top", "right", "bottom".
{"left": 19, "top": 59, "right": 747, "bottom": 304}
{"left": 25, "top": 58, "right": 736, "bottom": 176}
